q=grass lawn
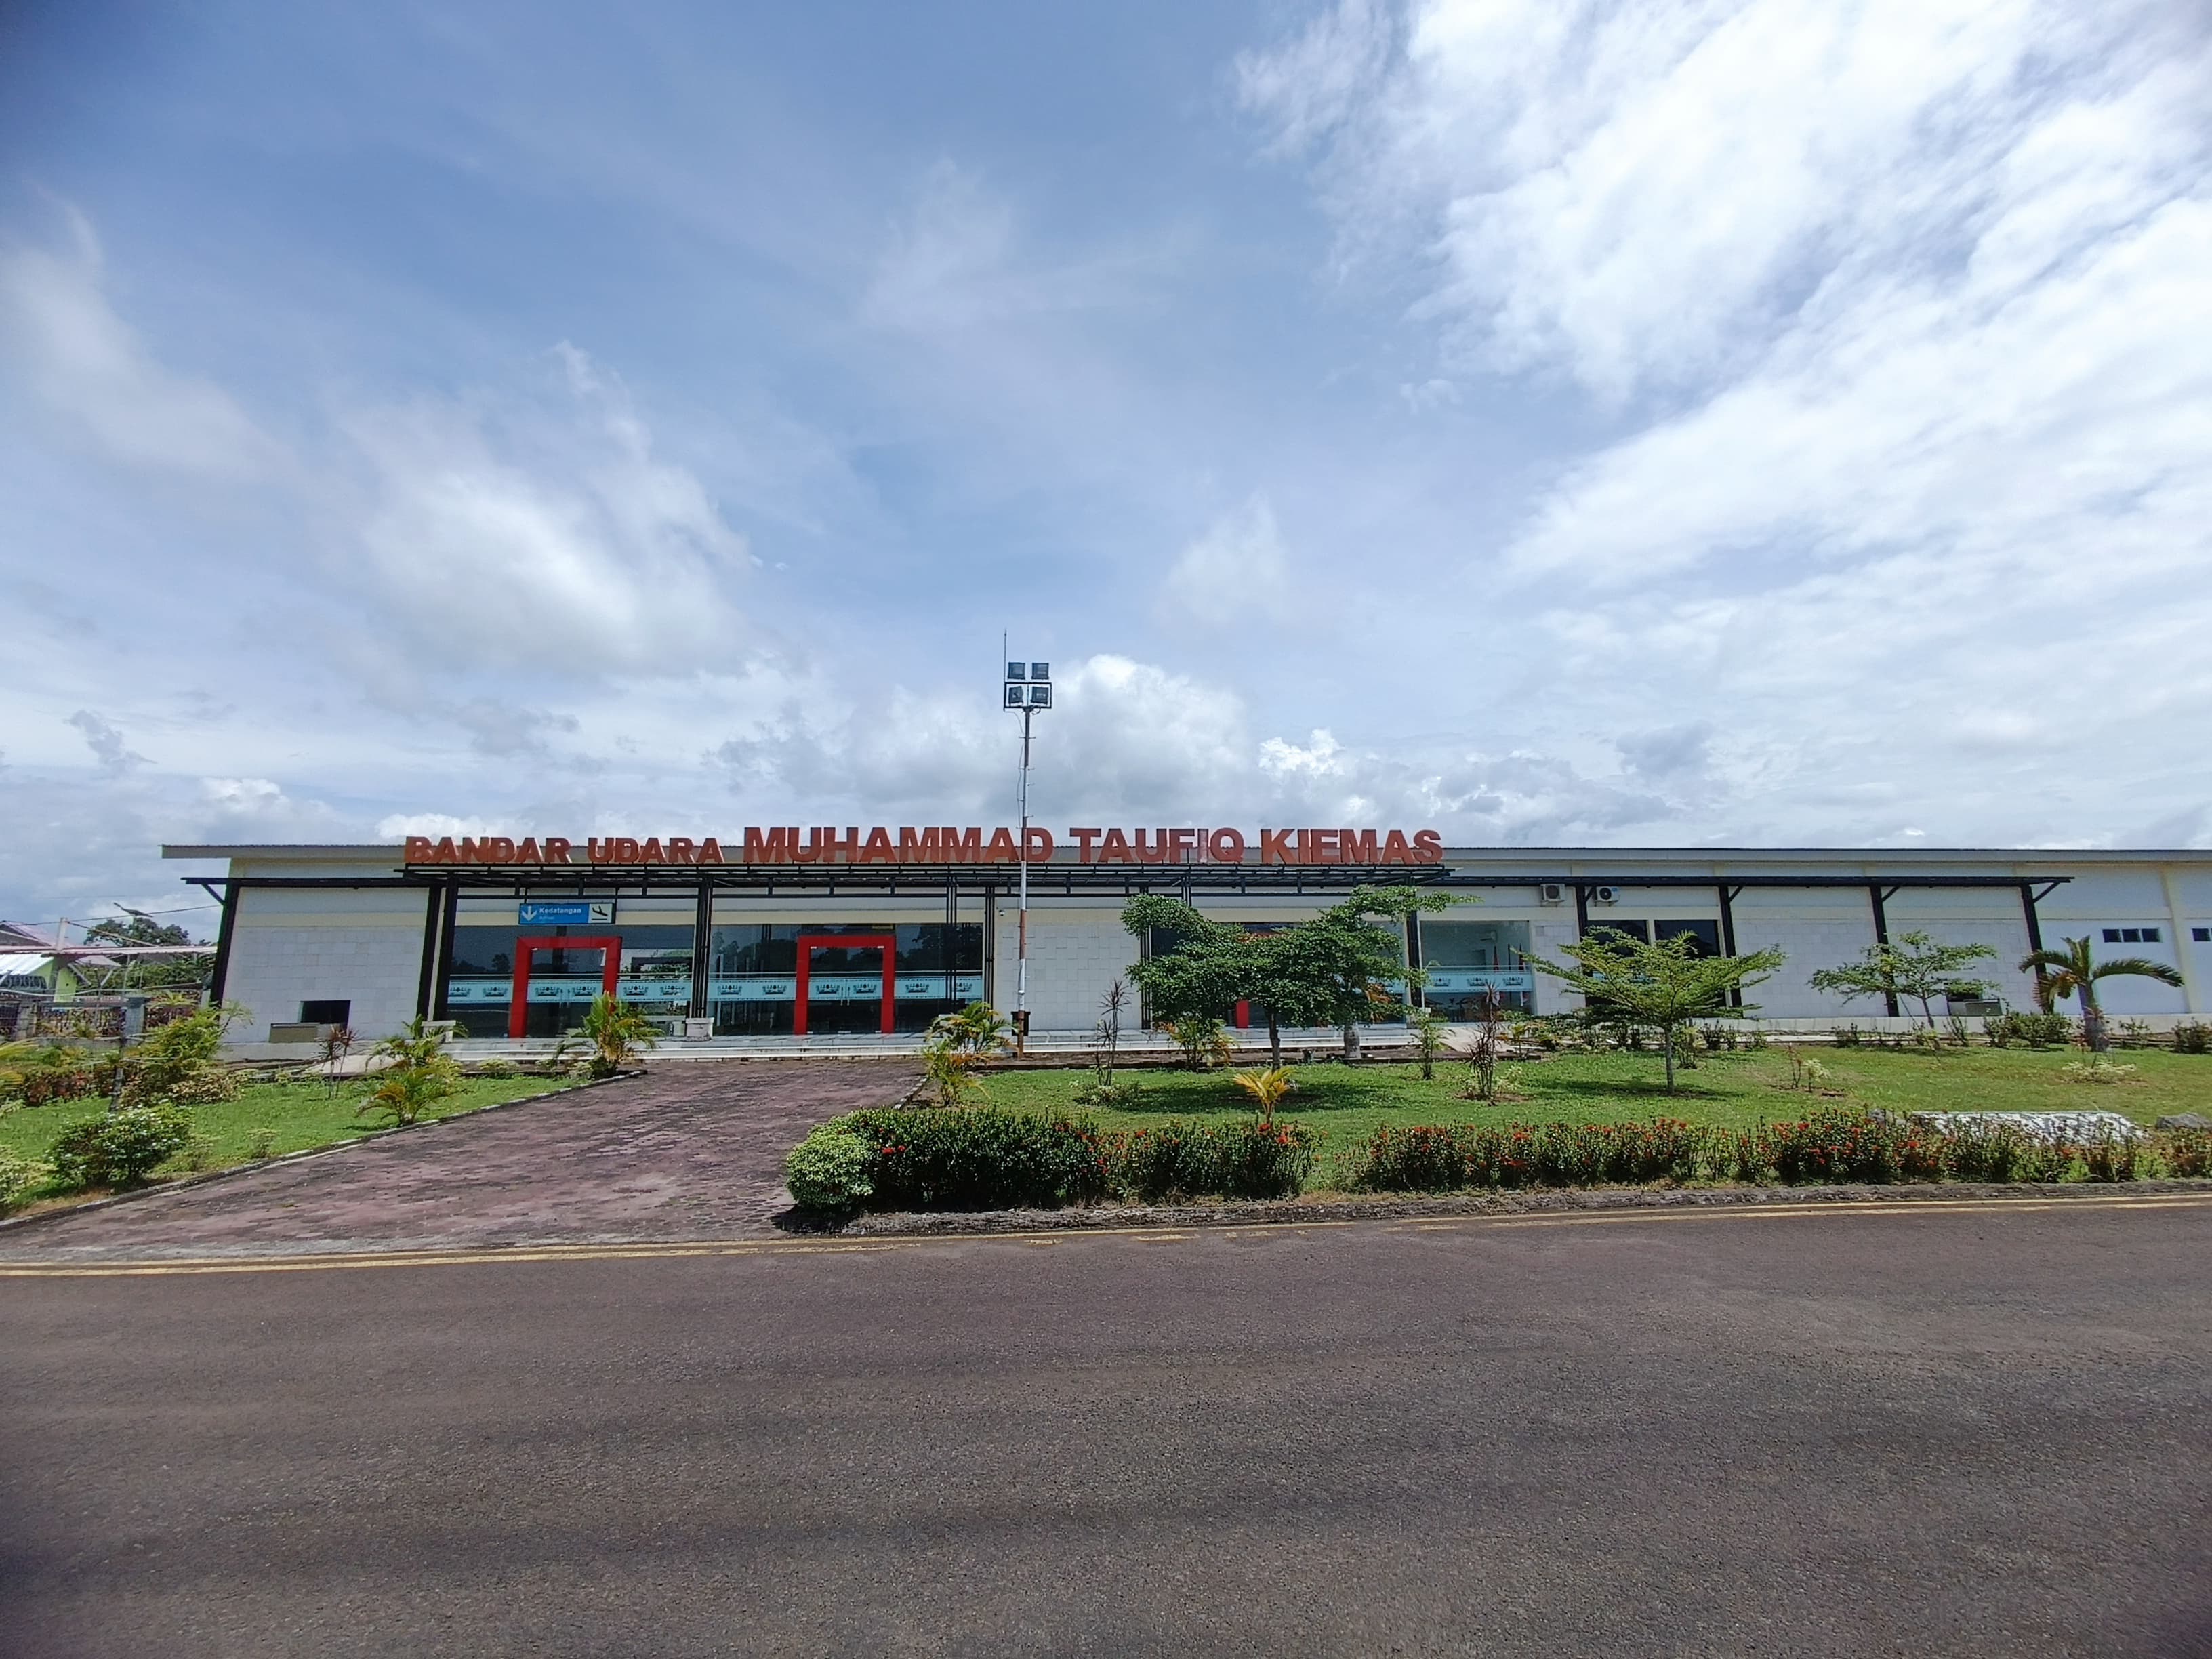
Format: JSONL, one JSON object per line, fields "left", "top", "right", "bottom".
{"left": 0, "top": 1073, "right": 581, "bottom": 1206}
{"left": 978, "top": 1047, "right": 2212, "bottom": 1186}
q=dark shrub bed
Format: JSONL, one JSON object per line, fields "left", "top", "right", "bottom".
{"left": 791, "top": 1109, "right": 1322, "bottom": 1213}
{"left": 839, "top": 1107, "right": 1111, "bottom": 1212}
{"left": 1111, "top": 1119, "right": 1317, "bottom": 1203}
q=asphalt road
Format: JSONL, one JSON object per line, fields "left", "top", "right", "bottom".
{"left": 5, "top": 1196, "right": 2209, "bottom": 1657}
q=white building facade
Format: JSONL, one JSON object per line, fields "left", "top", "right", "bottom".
{"left": 164, "top": 837, "right": 2212, "bottom": 1045}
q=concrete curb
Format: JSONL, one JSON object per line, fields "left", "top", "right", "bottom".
{"left": 819, "top": 1176, "right": 2212, "bottom": 1237}
{"left": 0, "top": 1069, "right": 642, "bottom": 1235}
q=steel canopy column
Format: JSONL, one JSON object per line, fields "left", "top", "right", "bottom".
{"left": 413, "top": 882, "right": 444, "bottom": 1019}
{"left": 690, "top": 880, "right": 712, "bottom": 1020}
{"left": 1868, "top": 884, "right": 1898, "bottom": 1017}
{"left": 207, "top": 883, "right": 241, "bottom": 1007}
{"left": 1717, "top": 884, "right": 1742, "bottom": 1007}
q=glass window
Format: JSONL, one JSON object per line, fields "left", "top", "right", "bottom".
{"left": 443, "top": 922, "right": 693, "bottom": 1038}
{"left": 1420, "top": 920, "right": 1535, "bottom": 1017}
{"left": 705, "top": 923, "right": 983, "bottom": 1036}
{"left": 1656, "top": 919, "right": 1721, "bottom": 956}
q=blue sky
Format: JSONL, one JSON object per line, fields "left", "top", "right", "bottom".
{"left": 3, "top": 0, "right": 2209, "bottom": 937}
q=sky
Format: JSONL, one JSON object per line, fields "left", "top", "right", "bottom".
{"left": 2, "top": 0, "right": 2209, "bottom": 938}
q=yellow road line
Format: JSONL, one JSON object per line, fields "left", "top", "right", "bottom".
{"left": 1, "top": 1189, "right": 2206, "bottom": 1278}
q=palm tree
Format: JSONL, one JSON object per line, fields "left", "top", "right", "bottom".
{"left": 2018, "top": 936, "right": 2183, "bottom": 1052}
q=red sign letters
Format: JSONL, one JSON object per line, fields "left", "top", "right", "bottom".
{"left": 402, "top": 827, "right": 1444, "bottom": 869}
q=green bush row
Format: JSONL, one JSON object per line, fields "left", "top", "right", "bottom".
{"left": 1349, "top": 1111, "right": 2211, "bottom": 1192}
{"left": 785, "top": 1108, "right": 1319, "bottom": 1213}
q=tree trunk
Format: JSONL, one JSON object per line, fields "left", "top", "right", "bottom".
{"left": 1918, "top": 993, "right": 1938, "bottom": 1029}
{"left": 1663, "top": 1026, "right": 1676, "bottom": 1092}
{"left": 1268, "top": 1012, "right": 1282, "bottom": 1071}
{"left": 2081, "top": 986, "right": 2106, "bottom": 1052}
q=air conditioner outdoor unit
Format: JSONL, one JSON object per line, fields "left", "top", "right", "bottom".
{"left": 1591, "top": 884, "right": 1622, "bottom": 905}
{"left": 1538, "top": 882, "right": 1566, "bottom": 905}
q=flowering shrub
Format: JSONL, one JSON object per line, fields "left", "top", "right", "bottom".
{"left": 2158, "top": 1128, "right": 2211, "bottom": 1177}
{"left": 0, "top": 1149, "right": 49, "bottom": 1210}
{"left": 1110, "top": 1118, "right": 1317, "bottom": 1202}
{"left": 1763, "top": 1109, "right": 1940, "bottom": 1185}
{"left": 1353, "top": 1109, "right": 2209, "bottom": 1193}
{"left": 1349, "top": 1119, "right": 1704, "bottom": 1192}
{"left": 787, "top": 1109, "right": 1323, "bottom": 1212}
{"left": 4, "top": 1054, "right": 110, "bottom": 1109}
{"left": 836, "top": 1107, "right": 1112, "bottom": 1211}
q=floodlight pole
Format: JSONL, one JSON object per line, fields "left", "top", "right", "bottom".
{"left": 1004, "top": 652, "right": 1049, "bottom": 1055}
{"left": 1016, "top": 702, "right": 1033, "bottom": 1052}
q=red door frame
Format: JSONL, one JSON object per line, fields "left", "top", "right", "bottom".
{"left": 508, "top": 935, "right": 623, "bottom": 1040}
{"left": 793, "top": 933, "right": 896, "bottom": 1036}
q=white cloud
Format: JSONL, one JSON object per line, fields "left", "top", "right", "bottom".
{"left": 1238, "top": 0, "right": 2212, "bottom": 846}
{"left": 375, "top": 811, "right": 504, "bottom": 840}
{"left": 709, "top": 652, "right": 1677, "bottom": 841}
{"left": 861, "top": 161, "right": 1160, "bottom": 335}
{"left": 338, "top": 345, "right": 754, "bottom": 673}
{"left": 1160, "top": 495, "right": 1295, "bottom": 625}
{"left": 0, "top": 209, "right": 280, "bottom": 476}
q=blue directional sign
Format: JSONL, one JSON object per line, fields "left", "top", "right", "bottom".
{"left": 518, "top": 901, "right": 613, "bottom": 926}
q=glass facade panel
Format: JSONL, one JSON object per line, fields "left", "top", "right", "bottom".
{"left": 1419, "top": 920, "right": 1536, "bottom": 1015}
{"left": 1656, "top": 918, "right": 1721, "bottom": 956}
{"left": 706, "top": 923, "right": 983, "bottom": 1036}
{"left": 443, "top": 922, "right": 693, "bottom": 1038}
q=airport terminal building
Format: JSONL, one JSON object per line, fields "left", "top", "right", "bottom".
{"left": 163, "top": 829, "right": 2212, "bottom": 1045}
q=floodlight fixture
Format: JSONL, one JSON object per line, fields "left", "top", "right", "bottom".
{"left": 1027, "top": 683, "right": 1052, "bottom": 708}
{"left": 1006, "top": 661, "right": 1027, "bottom": 682}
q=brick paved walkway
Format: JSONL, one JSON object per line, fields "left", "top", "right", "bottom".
{"left": 0, "top": 1061, "right": 917, "bottom": 1261}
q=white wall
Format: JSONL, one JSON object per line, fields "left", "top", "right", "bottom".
{"left": 1729, "top": 887, "right": 1885, "bottom": 1021}
{"left": 222, "top": 886, "right": 434, "bottom": 1041}
{"left": 1879, "top": 886, "right": 2037, "bottom": 1014}
{"left": 2038, "top": 869, "right": 2194, "bottom": 1015}
{"left": 991, "top": 901, "right": 1135, "bottom": 1031}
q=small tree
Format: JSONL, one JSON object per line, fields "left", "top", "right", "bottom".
{"left": 118, "top": 1003, "right": 245, "bottom": 1107}
{"left": 316, "top": 1025, "right": 357, "bottom": 1097}
{"left": 1165, "top": 1014, "right": 1229, "bottom": 1071}
{"left": 1807, "top": 932, "right": 1999, "bottom": 1028}
{"left": 1124, "top": 886, "right": 1458, "bottom": 1070}
{"left": 80, "top": 911, "right": 213, "bottom": 991}
{"left": 1457, "top": 985, "right": 1509, "bottom": 1102}
{"left": 361, "top": 1017, "right": 462, "bottom": 1125}
{"left": 581, "top": 994, "right": 659, "bottom": 1077}
{"left": 1093, "top": 979, "right": 1130, "bottom": 1088}
{"left": 2018, "top": 936, "right": 2184, "bottom": 1052}
{"left": 919, "top": 1000, "right": 1010, "bottom": 1105}
{"left": 1528, "top": 932, "right": 1785, "bottom": 1091}
{"left": 1410, "top": 1007, "right": 1448, "bottom": 1080}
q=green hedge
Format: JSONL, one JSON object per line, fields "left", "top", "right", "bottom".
{"left": 787, "top": 1109, "right": 1322, "bottom": 1213}
{"left": 1349, "top": 1110, "right": 2206, "bottom": 1192}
